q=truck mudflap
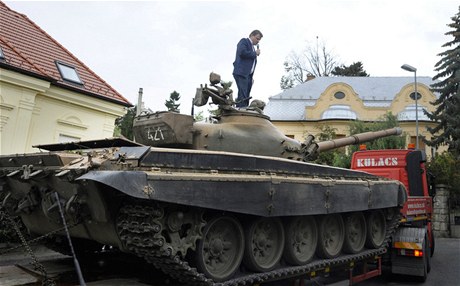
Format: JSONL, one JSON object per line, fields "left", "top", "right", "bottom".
{"left": 391, "top": 227, "right": 428, "bottom": 278}
{"left": 78, "top": 170, "right": 407, "bottom": 217}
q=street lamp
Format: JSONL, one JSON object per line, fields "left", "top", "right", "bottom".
{"left": 401, "top": 64, "right": 419, "bottom": 149}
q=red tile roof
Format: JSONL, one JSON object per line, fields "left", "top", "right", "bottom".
{"left": 0, "top": 2, "right": 131, "bottom": 107}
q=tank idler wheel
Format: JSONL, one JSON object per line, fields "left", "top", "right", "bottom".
{"left": 316, "top": 214, "right": 345, "bottom": 259}
{"left": 343, "top": 212, "right": 367, "bottom": 254}
{"left": 365, "top": 210, "right": 387, "bottom": 249}
{"left": 283, "top": 216, "right": 318, "bottom": 265}
{"left": 243, "top": 217, "right": 285, "bottom": 272}
{"left": 196, "top": 215, "right": 244, "bottom": 282}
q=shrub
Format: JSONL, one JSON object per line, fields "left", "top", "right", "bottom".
{"left": 427, "top": 151, "right": 460, "bottom": 194}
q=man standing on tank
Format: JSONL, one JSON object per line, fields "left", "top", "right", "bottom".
{"left": 232, "top": 30, "right": 263, "bottom": 108}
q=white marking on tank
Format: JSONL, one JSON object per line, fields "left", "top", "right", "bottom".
{"left": 147, "top": 127, "right": 164, "bottom": 141}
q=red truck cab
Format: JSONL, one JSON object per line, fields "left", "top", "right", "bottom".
{"left": 351, "top": 146, "right": 434, "bottom": 221}
{"left": 351, "top": 145, "right": 435, "bottom": 281}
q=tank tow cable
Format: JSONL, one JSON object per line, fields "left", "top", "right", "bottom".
{"left": 53, "top": 192, "right": 87, "bottom": 286}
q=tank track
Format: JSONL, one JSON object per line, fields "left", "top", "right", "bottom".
{"left": 117, "top": 203, "right": 402, "bottom": 286}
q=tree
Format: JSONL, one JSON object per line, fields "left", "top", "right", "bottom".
{"left": 331, "top": 61, "right": 370, "bottom": 76}
{"left": 427, "top": 152, "right": 460, "bottom": 195}
{"left": 280, "top": 38, "right": 339, "bottom": 90}
{"left": 315, "top": 113, "right": 406, "bottom": 168}
{"left": 114, "top": 106, "right": 136, "bottom": 140}
{"left": 348, "top": 112, "right": 406, "bottom": 151}
{"left": 194, "top": 111, "right": 204, "bottom": 122}
{"left": 310, "top": 125, "right": 347, "bottom": 167}
{"left": 426, "top": 6, "right": 460, "bottom": 154}
{"left": 165, "top": 90, "right": 181, "bottom": 112}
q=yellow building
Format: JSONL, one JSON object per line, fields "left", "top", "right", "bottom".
{"left": 0, "top": 2, "right": 131, "bottom": 154}
{"left": 264, "top": 76, "right": 441, "bottom": 157}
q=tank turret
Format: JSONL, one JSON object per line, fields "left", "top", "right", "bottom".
{"left": 133, "top": 72, "right": 402, "bottom": 162}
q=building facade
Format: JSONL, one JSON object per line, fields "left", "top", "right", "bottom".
{"left": 0, "top": 2, "right": 131, "bottom": 154}
{"left": 264, "top": 76, "right": 442, "bottom": 157}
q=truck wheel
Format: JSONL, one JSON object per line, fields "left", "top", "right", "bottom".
{"left": 426, "top": 234, "right": 431, "bottom": 273}
{"left": 419, "top": 236, "right": 428, "bottom": 282}
{"left": 430, "top": 232, "right": 435, "bottom": 257}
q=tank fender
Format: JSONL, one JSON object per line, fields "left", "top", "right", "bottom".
{"left": 398, "top": 184, "right": 408, "bottom": 206}
{"left": 77, "top": 171, "right": 151, "bottom": 199}
{"left": 76, "top": 171, "right": 407, "bottom": 217}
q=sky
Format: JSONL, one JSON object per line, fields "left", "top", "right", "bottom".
{"left": 4, "top": 0, "right": 459, "bottom": 116}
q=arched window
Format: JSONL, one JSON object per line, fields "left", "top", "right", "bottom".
{"left": 322, "top": 105, "right": 357, "bottom": 119}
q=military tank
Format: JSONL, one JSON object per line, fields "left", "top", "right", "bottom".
{"left": 0, "top": 73, "right": 407, "bottom": 285}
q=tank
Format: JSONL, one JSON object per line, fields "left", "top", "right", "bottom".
{"left": 0, "top": 73, "right": 407, "bottom": 285}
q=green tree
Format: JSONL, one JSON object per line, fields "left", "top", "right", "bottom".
{"left": 165, "top": 90, "right": 181, "bottom": 112}
{"left": 331, "top": 61, "right": 370, "bottom": 76}
{"left": 316, "top": 113, "right": 406, "bottom": 168}
{"left": 194, "top": 111, "right": 204, "bottom": 122}
{"left": 114, "top": 106, "right": 136, "bottom": 140}
{"left": 427, "top": 152, "right": 460, "bottom": 186}
{"left": 348, "top": 113, "right": 406, "bottom": 150}
{"left": 426, "top": 6, "right": 460, "bottom": 154}
{"left": 311, "top": 125, "right": 346, "bottom": 166}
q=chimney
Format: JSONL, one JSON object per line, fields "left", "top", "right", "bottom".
{"left": 306, "top": 73, "right": 316, "bottom": 81}
{"left": 136, "top": 87, "right": 143, "bottom": 116}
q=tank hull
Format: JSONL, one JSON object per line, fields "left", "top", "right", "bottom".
{"left": 0, "top": 144, "right": 406, "bottom": 285}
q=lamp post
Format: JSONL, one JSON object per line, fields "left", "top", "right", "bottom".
{"left": 401, "top": 64, "right": 419, "bottom": 149}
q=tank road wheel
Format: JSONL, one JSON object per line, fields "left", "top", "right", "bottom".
{"left": 283, "top": 216, "right": 318, "bottom": 265}
{"left": 196, "top": 216, "right": 244, "bottom": 282}
{"left": 316, "top": 214, "right": 345, "bottom": 258}
{"left": 343, "top": 212, "right": 367, "bottom": 254}
{"left": 243, "top": 217, "right": 285, "bottom": 272}
{"left": 365, "top": 210, "right": 387, "bottom": 248}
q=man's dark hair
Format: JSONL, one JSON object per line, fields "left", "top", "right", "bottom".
{"left": 249, "top": 30, "right": 263, "bottom": 38}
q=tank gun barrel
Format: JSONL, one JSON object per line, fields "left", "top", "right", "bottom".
{"left": 317, "top": 127, "right": 402, "bottom": 152}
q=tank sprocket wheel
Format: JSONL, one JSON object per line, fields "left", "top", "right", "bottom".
{"left": 343, "top": 212, "right": 366, "bottom": 254}
{"left": 243, "top": 217, "right": 285, "bottom": 272}
{"left": 196, "top": 215, "right": 244, "bottom": 282}
{"left": 283, "top": 216, "right": 317, "bottom": 265}
{"left": 162, "top": 209, "right": 205, "bottom": 257}
{"left": 365, "top": 210, "right": 387, "bottom": 248}
{"left": 316, "top": 214, "right": 345, "bottom": 259}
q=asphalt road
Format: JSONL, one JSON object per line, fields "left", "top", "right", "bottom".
{"left": 359, "top": 237, "right": 460, "bottom": 286}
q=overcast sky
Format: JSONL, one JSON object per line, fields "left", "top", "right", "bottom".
{"left": 5, "top": 0, "right": 459, "bottom": 115}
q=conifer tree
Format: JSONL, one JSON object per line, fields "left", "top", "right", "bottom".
{"left": 165, "top": 91, "right": 181, "bottom": 113}
{"left": 114, "top": 106, "right": 136, "bottom": 140}
{"left": 427, "top": 6, "right": 460, "bottom": 153}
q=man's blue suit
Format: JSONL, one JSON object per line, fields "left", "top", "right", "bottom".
{"left": 233, "top": 38, "right": 257, "bottom": 108}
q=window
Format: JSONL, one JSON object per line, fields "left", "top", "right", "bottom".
{"left": 56, "top": 61, "right": 82, "bottom": 84}
{"left": 410, "top": 92, "right": 422, "bottom": 100}
{"left": 322, "top": 105, "right": 357, "bottom": 119}
{"left": 334, "top": 91, "right": 345, "bottom": 99}
{"left": 0, "top": 46, "right": 5, "bottom": 59}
